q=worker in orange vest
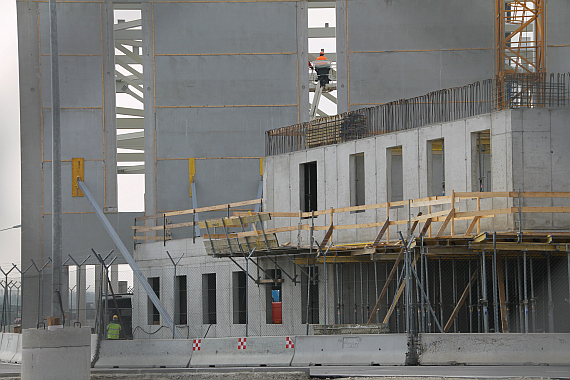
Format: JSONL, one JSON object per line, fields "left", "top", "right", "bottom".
{"left": 314, "top": 49, "right": 331, "bottom": 87}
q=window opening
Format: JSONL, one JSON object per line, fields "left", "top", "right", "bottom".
{"left": 300, "top": 161, "right": 318, "bottom": 213}
{"left": 472, "top": 131, "right": 492, "bottom": 192}
{"left": 147, "top": 277, "right": 159, "bottom": 325}
{"left": 350, "top": 153, "right": 365, "bottom": 211}
{"left": 387, "top": 146, "right": 403, "bottom": 202}
{"left": 175, "top": 275, "right": 187, "bottom": 325}
{"left": 301, "top": 266, "right": 319, "bottom": 324}
{"left": 202, "top": 273, "right": 216, "bottom": 324}
{"left": 265, "top": 269, "right": 283, "bottom": 324}
{"left": 114, "top": 5, "right": 145, "bottom": 211}
{"left": 233, "top": 271, "right": 247, "bottom": 324}
{"left": 428, "top": 139, "right": 445, "bottom": 196}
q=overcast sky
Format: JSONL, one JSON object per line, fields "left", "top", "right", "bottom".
{"left": 0, "top": 0, "right": 21, "bottom": 267}
{"left": 0, "top": 1, "right": 335, "bottom": 269}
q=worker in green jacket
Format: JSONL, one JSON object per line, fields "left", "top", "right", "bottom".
{"left": 107, "top": 315, "right": 121, "bottom": 340}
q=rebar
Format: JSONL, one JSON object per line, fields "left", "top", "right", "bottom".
{"left": 266, "top": 73, "right": 570, "bottom": 156}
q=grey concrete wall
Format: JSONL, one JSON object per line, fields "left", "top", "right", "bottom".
{"left": 133, "top": 238, "right": 311, "bottom": 338}
{"left": 146, "top": 1, "right": 307, "bottom": 216}
{"left": 547, "top": 0, "right": 570, "bottom": 75}
{"left": 18, "top": 0, "right": 134, "bottom": 328}
{"left": 336, "top": 0, "right": 494, "bottom": 110}
{"left": 264, "top": 109, "right": 570, "bottom": 245}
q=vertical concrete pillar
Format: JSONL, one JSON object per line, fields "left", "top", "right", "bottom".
{"left": 335, "top": 0, "right": 348, "bottom": 113}
{"left": 77, "top": 266, "right": 86, "bottom": 325}
{"left": 297, "top": 0, "right": 309, "bottom": 123}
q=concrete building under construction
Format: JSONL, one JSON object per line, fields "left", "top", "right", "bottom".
{"left": 17, "top": 0, "right": 570, "bottom": 341}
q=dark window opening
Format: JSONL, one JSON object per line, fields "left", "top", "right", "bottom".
{"left": 147, "top": 277, "right": 160, "bottom": 325}
{"left": 265, "top": 269, "right": 283, "bottom": 324}
{"left": 301, "top": 266, "right": 319, "bottom": 324}
{"left": 202, "top": 273, "right": 216, "bottom": 324}
{"left": 300, "top": 161, "right": 318, "bottom": 213}
{"left": 233, "top": 271, "right": 247, "bottom": 324}
{"left": 175, "top": 275, "right": 187, "bottom": 325}
{"left": 350, "top": 153, "right": 365, "bottom": 212}
{"left": 388, "top": 147, "right": 403, "bottom": 202}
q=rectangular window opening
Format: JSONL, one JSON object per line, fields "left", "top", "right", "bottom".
{"left": 265, "top": 269, "right": 283, "bottom": 324}
{"left": 387, "top": 147, "right": 403, "bottom": 202}
{"left": 202, "top": 273, "right": 216, "bottom": 325}
{"left": 350, "top": 153, "right": 365, "bottom": 212}
{"left": 428, "top": 139, "right": 445, "bottom": 196}
{"left": 233, "top": 271, "right": 247, "bottom": 324}
{"left": 301, "top": 266, "right": 319, "bottom": 324}
{"left": 300, "top": 162, "right": 318, "bottom": 213}
{"left": 147, "top": 277, "right": 159, "bottom": 325}
{"left": 471, "top": 131, "right": 492, "bottom": 192}
{"left": 114, "top": 5, "right": 145, "bottom": 212}
{"left": 175, "top": 275, "right": 187, "bottom": 325}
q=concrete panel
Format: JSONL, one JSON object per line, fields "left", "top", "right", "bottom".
{"left": 0, "top": 333, "right": 19, "bottom": 363}
{"left": 419, "top": 333, "right": 570, "bottom": 365}
{"left": 39, "top": 2, "right": 102, "bottom": 55}
{"left": 153, "top": 2, "right": 296, "bottom": 54}
{"left": 154, "top": 55, "right": 298, "bottom": 107}
{"left": 547, "top": 0, "right": 570, "bottom": 73}
{"left": 157, "top": 158, "right": 261, "bottom": 214}
{"left": 291, "top": 334, "right": 407, "bottom": 366}
{"left": 348, "top": 50, "right": 494, "bottom": 106}
{"left": 10, "top": 335, "right": 22, "bottom": 364}
{"left": 95, "top": 339, "right": 192, "bottom": 368}
{"left": 42, "top": 161, "right": 105, "bottom": 213}
{"left": 347, "top": 0, "right": 493, "bottom": 52}
{"left": 41, "top": 56, "right": 103, "bottom": 108}
{"left": 42, "top": 108, "right": 104, "bottom": 161}
{"left": 22, "top": 327, "right": 91, "bottom": 380}
{"left": 156, "top": 107, "right": 297, "bottom": 158}
{"left": 190, "top": 336, "right": 295, "bottom": 367}
{"left": 42, "top": 212, "right": 141, "bottom": 265}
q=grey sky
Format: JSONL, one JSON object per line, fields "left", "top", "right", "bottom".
{"left": 0, "top": 0, "right": 21, "bottom": 266}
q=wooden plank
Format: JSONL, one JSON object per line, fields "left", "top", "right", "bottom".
{"left": 464, "top": 216, "right": 481, "bottom": 237}
{"left": 520, "top": 192, "right": 570, "bottom": 198}
{"left": 133, "top": 236, "right": 171, "bottom": 241}
{"left": 436, "top": 208, "right": 455, "bottom": 237}
{"left": 198, "top": 213, "right": 270, "bottom": 229}
{"left": 444, "top": 268, "right": 478, "bottom": 333}
{"left": 409, "top": 197, "right": 452, "bottom": 208}
{"left": 383, "top": 279, "right": 406, "bottom": 324}
{"left": 372, "top": 219, "right": 390, "bottom": 247}
{"left": 135, "top": 198, "right": 262, "bottom": 221}
{"left": 420, "top": 218, "right": 432, "bottom": 237}
{"left": 320, "top": 224, "right": 334, "bottom": 249}
{"left": 520, "top": 206, "right": 570, "bottom": 213}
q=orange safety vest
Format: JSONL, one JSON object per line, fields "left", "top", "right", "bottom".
{"left": 316, "top": 55, "right": 327, "bottom": 61}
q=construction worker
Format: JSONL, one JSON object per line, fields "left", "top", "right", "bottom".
{"left": 314, "top": 49, "right": 331, "bottom": 87}
{"left": 107, "top": 315, "right": 121, "bottom": 340}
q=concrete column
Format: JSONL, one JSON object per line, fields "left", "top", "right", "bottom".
{"left": 77, "top": 266, "right": 86, "bottom": 325}
{"left": 297, "top": 0, "right": 309, "bottom": 123}
{"left": 110, "top": 264, "right": 118, "bottom": 294}
{"left": 335, "top": 0, "right": 348, "bottom": 113}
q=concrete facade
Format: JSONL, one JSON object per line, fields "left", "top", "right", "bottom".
{"left": 335, "top": 0, "right": 570, "bottom": 113}
{"left": 264, "top": 108, "right": 570, "bottom": 245}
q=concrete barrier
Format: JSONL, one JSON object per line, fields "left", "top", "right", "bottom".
{"left": 22, "top": 327, "right": 91, "bottom": 380}
{"left": 9, "top": 334, "right": 22, "bottom": 363}
{"left": 0, "top": 333, "right": 20, "bottom": 363}
{"left": 90, "top": 334, "right": 98, "bottom": 362}
{"left": 190, "top": 336, "right": 295, "bottom": 367}
{"left": 291, "top": 334, "right": 408, "bottom": 366}
{"left": 419, "top": 333, "right": 570, "bottom": 365}
{"left": 95, "top": 339, "right": 192, "bottom": 368}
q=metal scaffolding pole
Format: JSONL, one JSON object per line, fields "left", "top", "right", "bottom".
{"left": 504, "top": 254, "right": 510, "bottom": 332}
{"left": 529, "top": 252, "right": 536, "bottom": 333}
{"left": 523, "top": 251, "right": 528, "bottom": 334}
{"left": 468, "top": 257, "right": 473, "bottom": 333}
{"left": 546, "top": 253, "right": 554, "bottom": 333}
{"left": 492, "top": 233, "right": 499, "bottom": 332}
{"left": 517, "top": 254, "right": 523, "bottom": 332}
{"left": 481, "top": 250, "right": 489, "bottom": 333}
{"left": 452, "top": 258, "right": 457, "bottom": 332}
